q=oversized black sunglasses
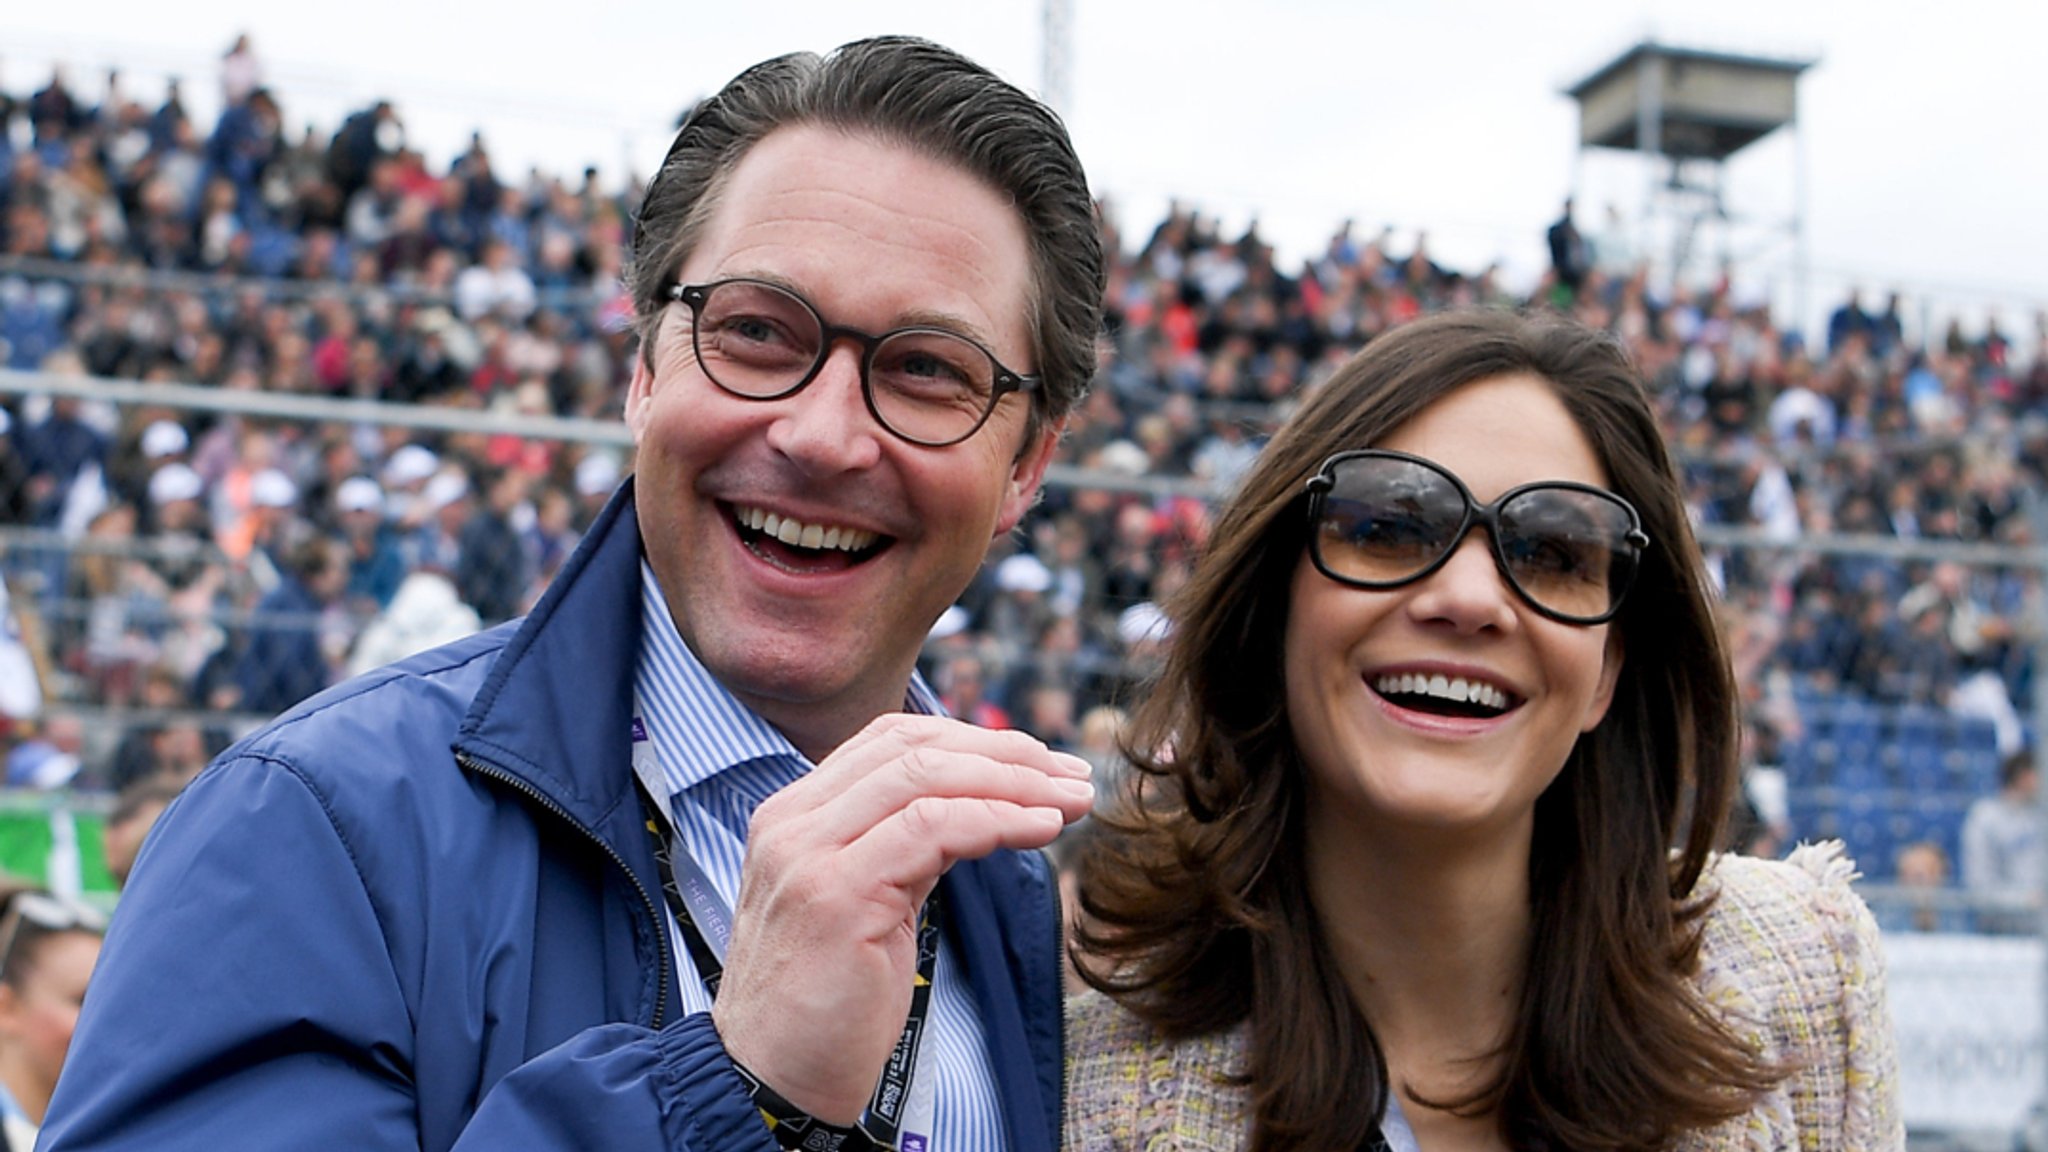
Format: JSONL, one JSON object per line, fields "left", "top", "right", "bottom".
{"left": 1304, "top": 449, "right": 1649, "bottom": 625}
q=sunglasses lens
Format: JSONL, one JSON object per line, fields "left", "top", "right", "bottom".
{"left": 1315, "top": 457, "right": 1467, "bottom": 584}
{"left": 1496, "top": 488, "right": 1639, "bottom": 621}
{"left": 1311, "top": 453, "right": 1644, "bottom": 623}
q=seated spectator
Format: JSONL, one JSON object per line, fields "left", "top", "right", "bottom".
{"left": 451, "top": 237, "right": 535, "bottom": 324}
{"left": 570, "top": 450, "right": 622, "bottom": 530}
{"left": 1075, "top": 704, "right": 1129, "bottom": 783}
{"left": 0, "top": 409, "right": 28, "bottom": 529}
{"left": 2, "top": 714, "right": 84, "bottom": 792}
{"left": 334, "top": 475, "right": 404, "bottom": 611}
{"left": 1962, "top": 752, "right": 2044, "bottom": 934}
{"left": 1729, "top": 721, "right": 1790, "bottom": 859}
{"left": 937, "top": 651, "right": 1010, "bottom": 730}
{"left": 17, "top": 387, "right": 108, "bottom": 529}
{"left": 344, "top": 567, "right": 482, "bottom": 678}
{"left": 0, "top": 577, "right": 43, "bottom": 733}
{"left": 1902, "top": 562, "right": 2025, "bottom": 753}
{"left": 100, "top": 773, "right": 190, "bottom": 888}
{"left": 451, "top": 466, "right": 530, "bottom": 623}
{"left": 1826, "top": 289, "right": 1875, "bottom": 357}
{"left": 1019, "top": 682, "right": 1081, "bottom": 754}
{"left": 379, "top": 443, "right": 441, "bottom": 526}
{"left": 984, "top": 551, "right": 1057, "bottom": 654}
{"left": 0, "top": 888, "right": 105, "bottom": 1150}
{"left": 223, "top": 467, "right": 302, "bottom": 576}
{"left": 324, "top": 99, "right": 400, "bottom": 205}
{"left": 102, "top": 664, "right": 195, "bottom": 793}
{"left": 1877, "top": 840, "right": 1965, "bottom": 934}
{"left": 107, "top": 418, "right": 190, "bottom": 512}
{"left": 523, "top": 485, "right": 582, "bottom": 593}
{"left": 401, "top": 465, "right": 470, "bottom": 577}
{"left": 104, "top": 714, "right": 209, "bottom": 800}
{"left": 227, "top": 535, "right": 348, "bottom": 716}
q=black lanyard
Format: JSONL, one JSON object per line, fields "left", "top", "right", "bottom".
{"left": 636, "top": 784, "right": 940, "bottom": 1151}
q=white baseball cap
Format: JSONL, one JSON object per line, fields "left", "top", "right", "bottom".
{"left": 147, "top": 462, "right": 205, "bottom": 506}
{"left": 927, "top": 605, "right": 970, "bottom": 641}
{"left": 251, "top": 468, "right": 299, "bottom": 509}
{"left": 384, "top": 444, "right": 440, "bottom": 486}
{"left": 140, "top": 419, "right": 189, "bottom": 459}
{"left": 574, "top": 451, "right": 621, "bottom": 497}
{"left": 1096, "top": 440, "right": 1150, "bottom": 477}
{"left": 335, "top": 475, "right": 385, "bottom": 514}
{"left": 423, "top": 469, "right": 470, "bottom": 511}
{"left": 1116, "top": 601, "right": 1172, "bottom": 646}
{"left": 994, "top": 553, "right": 1053, "bottom": 594}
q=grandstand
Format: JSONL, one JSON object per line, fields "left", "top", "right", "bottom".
{"left": 1, "top": 37, "right": 2045, "bottom": 1146}
{"left": 3, "top": 27, "right": 2041, "bottom": 866}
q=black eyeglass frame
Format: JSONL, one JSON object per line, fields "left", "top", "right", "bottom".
{"left": 1302, "top": 448, "right": 1651, "bottom": 626}
{"left": 668, "top": 279, "right": 1041, "bottom": 448}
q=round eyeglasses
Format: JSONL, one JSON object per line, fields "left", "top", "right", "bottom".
{"left": 668, "top": 278, "right": 1039, "bottom": 448}
{"left": 1303, "top": 449, "right": 1650, "bottom": 625}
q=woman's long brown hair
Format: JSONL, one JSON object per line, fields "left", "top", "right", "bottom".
{"left": 1074, "top": 310, "right": 1784, "bottom": 1151}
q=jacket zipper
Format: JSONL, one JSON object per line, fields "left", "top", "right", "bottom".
{"left": 1043, "top": 846, "right": 1067, "bottom": 1151}
{"left": 457, "top": 750, "right": 671, "bottom": 1029}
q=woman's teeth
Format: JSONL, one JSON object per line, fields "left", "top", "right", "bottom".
{"left": 1373, "top": 672, "right": 1510, "bottom": 714}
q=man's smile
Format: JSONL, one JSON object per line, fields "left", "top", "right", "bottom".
{"left": 730, "top": 503, "right": 890, "bottom": 572}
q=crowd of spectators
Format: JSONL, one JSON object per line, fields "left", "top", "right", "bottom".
{"left": 1, "top": 46, "right": 2045, "bottom": 880}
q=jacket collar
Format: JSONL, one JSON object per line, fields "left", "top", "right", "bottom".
{"left": 454, "top": 479, "right": 644, "bottom": 833}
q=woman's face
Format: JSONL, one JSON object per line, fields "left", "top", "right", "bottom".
{"left": 0, "top": 930, "right": 101, "bottom": 1107}
{"left": 1283, "top": 372, "right": 1625, "bottom": 847}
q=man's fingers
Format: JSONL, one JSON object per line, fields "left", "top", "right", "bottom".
{"left": 851, "top": 795, "right": 1073, "bottom": 891}
{"left": 1045, "top": 750, "right": 1094, "bottom": 779}
{"left": 712, "top": 720, "right": 1092, "bottom": 1123}
{"left": 843, "top": 747, "right": 1093, "bottom": 832}
{"left": 755, "top": 740, "right": 1093, "bottom": 848}
{"left": 809, "top": 715, "right": 1092, "bottom": 791}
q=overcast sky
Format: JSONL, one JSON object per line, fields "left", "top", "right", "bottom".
{"left": 6, "top": 0, "right": 2043, "bottom": 344}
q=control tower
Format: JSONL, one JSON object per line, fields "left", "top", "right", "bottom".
{"left": 1565, "top": 41, "right": 1817, "bottom": 306}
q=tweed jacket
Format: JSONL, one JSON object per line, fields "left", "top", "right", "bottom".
{"left": 1065, "top": 844, "right": 1903, "bottom": 1151}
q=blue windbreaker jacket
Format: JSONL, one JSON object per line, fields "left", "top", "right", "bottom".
{"left": 41, "top": 483, "right": 1068, "bottom": 1151}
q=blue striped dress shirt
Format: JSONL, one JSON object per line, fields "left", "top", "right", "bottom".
{"left": 634, "top": 562, "right": 1006, "bottom": 1152}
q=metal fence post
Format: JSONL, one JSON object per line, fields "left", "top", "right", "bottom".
{"left": 2035, "top": 548, "right": 2048, "bottom": 1145}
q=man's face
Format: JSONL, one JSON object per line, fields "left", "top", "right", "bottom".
{"left": 627, "top": 125, "right": 1055, "bottom": 759}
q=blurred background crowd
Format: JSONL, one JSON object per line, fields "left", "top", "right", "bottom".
{"left": 1, "top": 41, "right": 2044, "bottom": 908}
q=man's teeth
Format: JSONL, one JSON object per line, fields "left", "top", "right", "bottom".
{"left": 1373, "top": 673, "right": 1509, "bottom": 712}
{"left": 736, "top": 507, "right": 878, "bottom": 553}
